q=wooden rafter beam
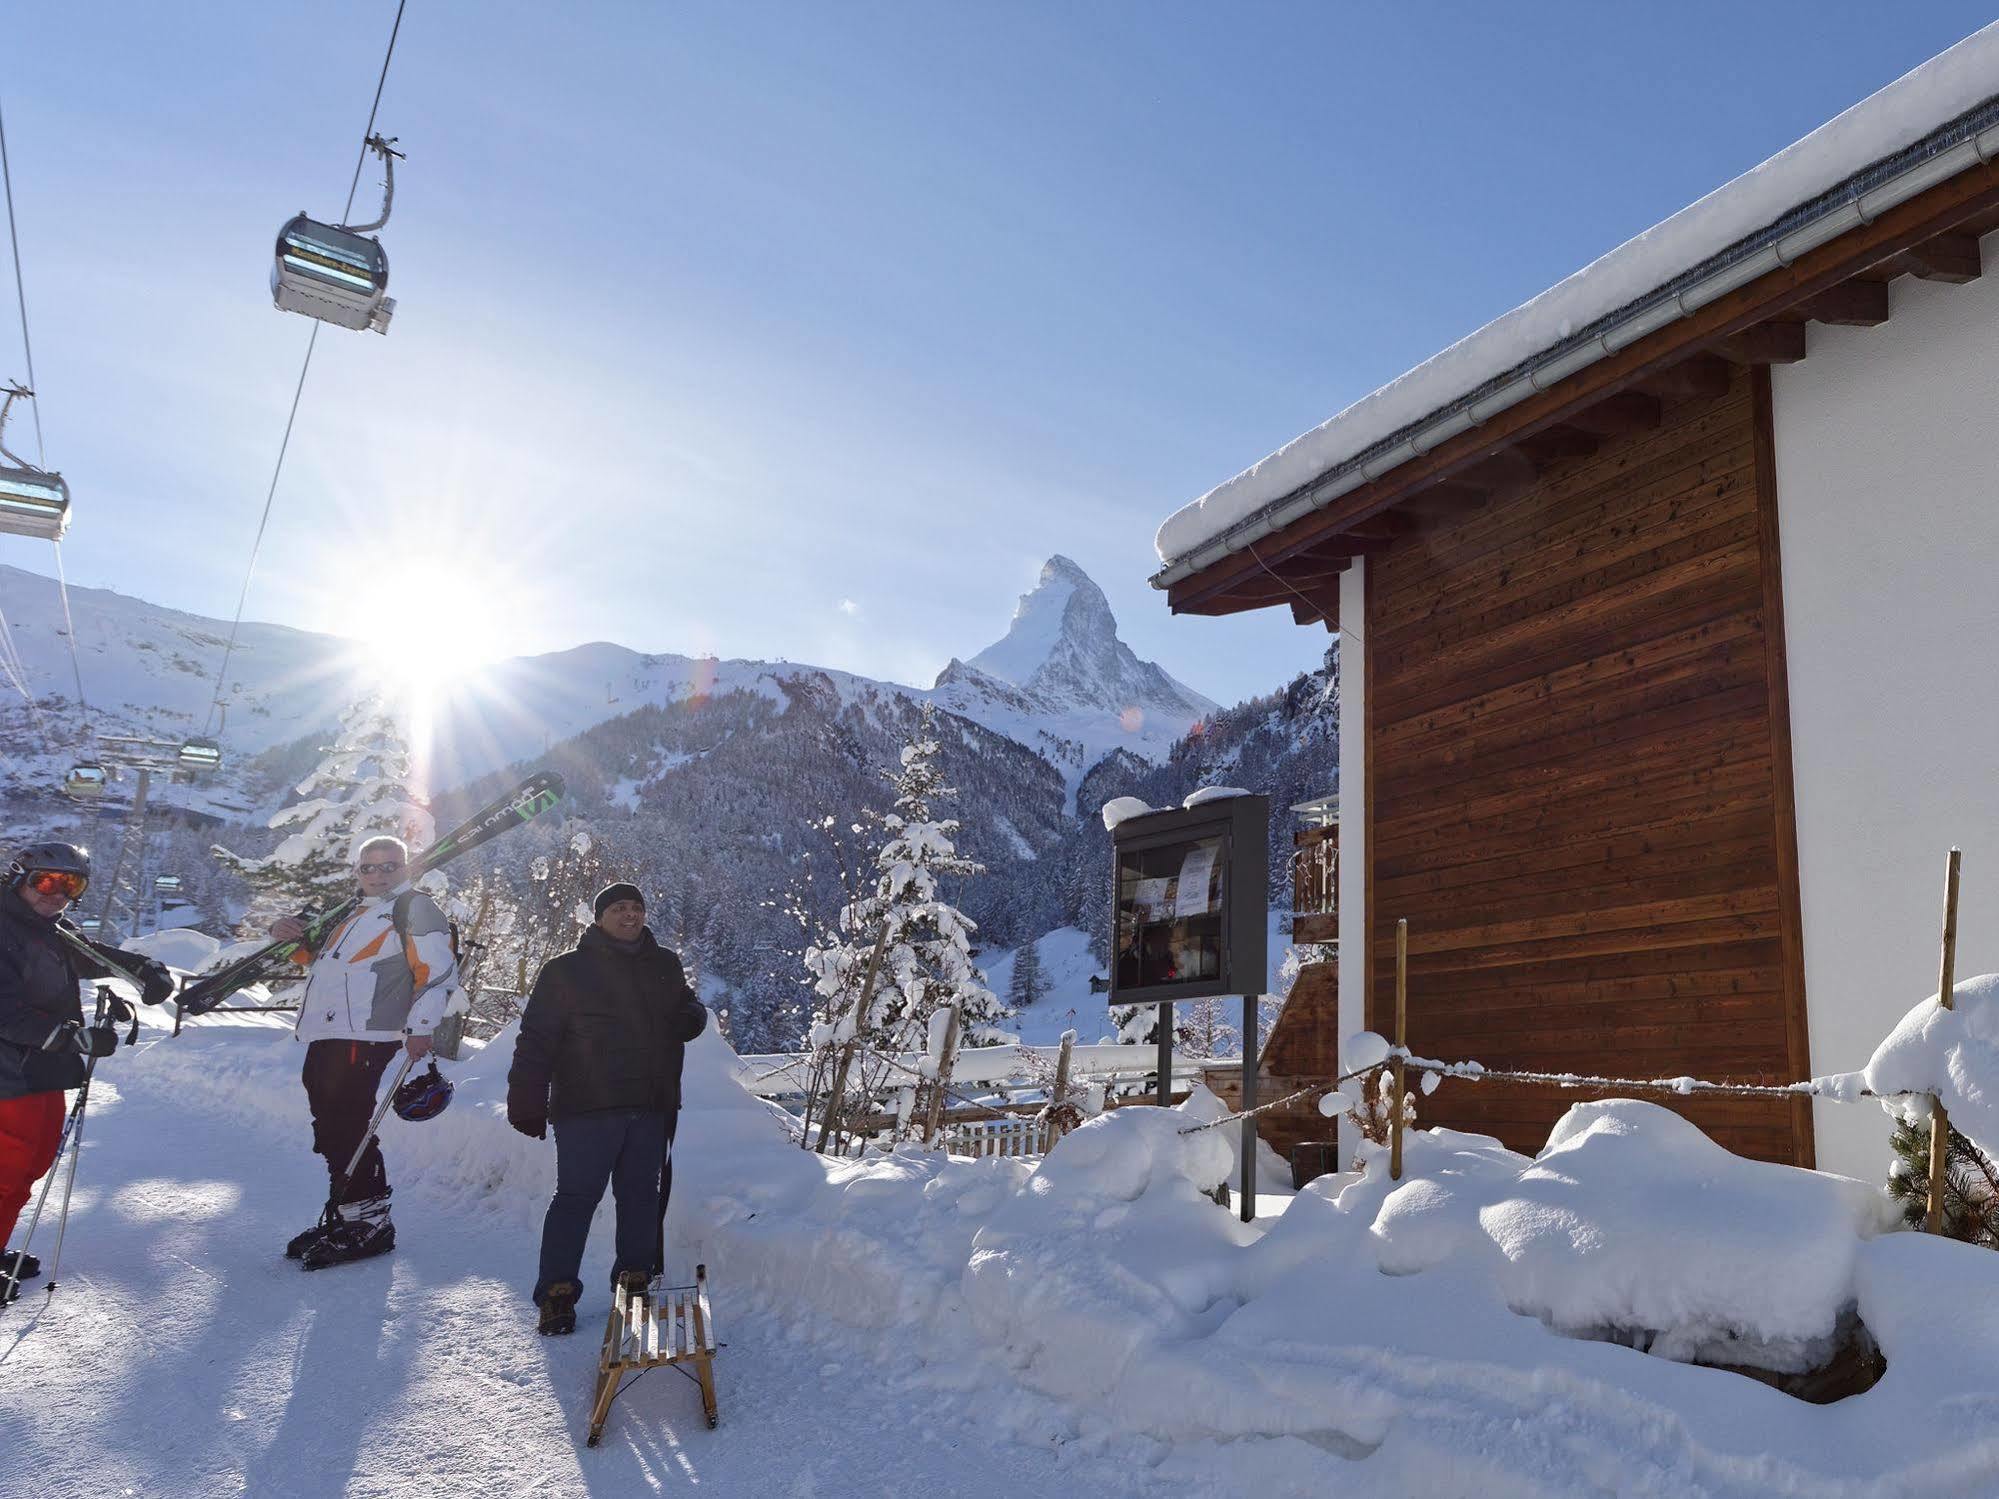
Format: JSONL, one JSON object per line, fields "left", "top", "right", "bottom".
{"left": 1564, "top": 390, "right": 1663, "bottom": 436}
{"left": 1711, "top": 320, "right": 1808, "bottom": 366}
{"left": 1514, "top": 424, "right": 1600, "bottom": 466}
{"left": 1898, "top": 230, "right": 1982, "bottom": 283}
{"left": 1633, "top": 353, "right": 1732, "bottom": 402}
{"left": 1792, "top": 278, "right": 1890, "bottom": 326}
{"left": 1162, "top": 161, "right": 1999, "bottom": 616}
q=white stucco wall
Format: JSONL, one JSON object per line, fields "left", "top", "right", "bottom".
{"left": 1772, "top": 238, "right": 1999, "bottom": 1182}
{"left": 1337, "top": 560, "right": 1367, "bottom": 1167}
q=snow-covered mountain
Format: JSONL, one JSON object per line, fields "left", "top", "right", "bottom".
{"left": 931, "top": 555, "right": 1217, "bottom": 799}
{"left": 0, "top": 556, "right": 1213, "bottom": 825}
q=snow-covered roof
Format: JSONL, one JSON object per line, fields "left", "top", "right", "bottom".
{"left": 1153, "top": 23, "right": 1999, "bottom": 580}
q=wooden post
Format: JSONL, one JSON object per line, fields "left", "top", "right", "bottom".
{"left": 1925, "top": 848, "right": 1963, "bottom": 1234}
{"left": 921, "top": 1002, "right": 963, "bottom": 1146}
{"left": 1240, "top": 991, "right": 1258, "bottom": 1223}
{"left": 1046, "top": 1028, "right": 1075, "bottom": 1149}
{"left": 1390, "top": 918, "right": 1408, "bottom": 1182}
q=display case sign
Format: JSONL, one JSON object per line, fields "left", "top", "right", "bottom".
{"left": 1108, "top": 794, "right": 1269, "bottom": 1005}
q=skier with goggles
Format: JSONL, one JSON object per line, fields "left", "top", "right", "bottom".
{"left": 0, "top": 841, "right": 173, "bottom": 1296}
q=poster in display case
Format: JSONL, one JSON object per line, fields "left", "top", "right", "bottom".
{"left": 1108, "top": 794, "right": 1268, "bottom": 1005}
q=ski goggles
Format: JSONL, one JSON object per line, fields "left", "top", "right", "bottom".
{"left": 23, "top": 869, "right": 88, "bottom": 901}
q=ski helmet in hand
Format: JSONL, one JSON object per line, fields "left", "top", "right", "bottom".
{"left": 6, "top": 840, "right": 90, "bottom": 889}
{"left": 393, "top": 1059, "right": 453, "bottom": 1122}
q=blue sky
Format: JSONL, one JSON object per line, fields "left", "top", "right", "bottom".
{"left": 0, "top": 2, "right": 1993, "bottom": 707}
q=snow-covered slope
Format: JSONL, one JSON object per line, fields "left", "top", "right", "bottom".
{"left": 0, "top": 556, "right": 1214, "bottom": 825}
{"left": 931, "top": 555, "right": 1217, "bottom": 802}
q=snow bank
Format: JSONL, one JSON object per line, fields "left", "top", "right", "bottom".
{"left": 1864, "top": 973, "right": 1999, "bottom": 1153}
{"left": 110, "top": 1012, "right": 1999, "bottom": 1492}
{"left": 121, "top": 927, "right": 222, "bottom": 972}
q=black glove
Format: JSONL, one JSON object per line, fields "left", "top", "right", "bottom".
{"left": 133, "top": 957, "right": 176, "bottom": 1007}
{"left": 74, "top": 1023, "right": 119, "bottom": 1059}
{"left": 509, "top": 1109, "right": 547, "bottom": 1141}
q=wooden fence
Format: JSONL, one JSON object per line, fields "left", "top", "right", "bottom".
{"left": 944, "top": 1115, "right": 1054, "bottom": 1160}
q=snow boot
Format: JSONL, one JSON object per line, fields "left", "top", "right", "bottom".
{"left": 537, "top": 1280, "right": 581, "bottom": 1336}
{"left": 299, "top": 1197, "right": 394, "bottom": 1272}
{"left": 0, "top": 1249, "right": 41, "bottom": 1282}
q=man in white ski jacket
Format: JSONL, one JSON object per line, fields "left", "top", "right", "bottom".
{"left": 270, "top": 835, "right": 455, "bottom": 1269}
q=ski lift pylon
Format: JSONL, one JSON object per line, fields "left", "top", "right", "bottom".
{"left": 271, "top": 135, "right": 402, "bottom": 334}
{"left": 0, "top": 383, "right": 68, "bottom": 541}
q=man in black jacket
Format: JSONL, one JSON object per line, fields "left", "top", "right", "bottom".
{"left": 0, "top": 841, "right": 173, "bottom": 1294}
{"left": 507, "top": 880, "right": 707, "bottom": 1334}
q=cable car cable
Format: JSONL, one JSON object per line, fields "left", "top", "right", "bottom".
{"left": 0, "top": 88, "right": 44, "bottom": 467}
{"left": 0, "top": 88, "right": 86, "bottom": 754}
{"left": 199, "top": 0, "right": 408, "bottom": 738}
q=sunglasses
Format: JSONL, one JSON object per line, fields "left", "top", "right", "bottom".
{"left": 356, "top": 861, "right": 406, "bottom": 877}
{"left": 25, "top": 869, "right": 88, "bottom": 900}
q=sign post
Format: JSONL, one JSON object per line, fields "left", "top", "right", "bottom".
{"left": 1107, "top": 794, "right": 1270, "bottom": 1220}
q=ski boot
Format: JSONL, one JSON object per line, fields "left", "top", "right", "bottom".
{"left": 0, "top": 1249, "right": 41, "bottom": 1282}
{"left": 284, "top": 1223, "right": 329, "bottom": 1260}
{"left": 300, "top": 1197, "right": 395, "bottom": 1272}
{"left": 537, "top": 1280, "right": 581, "bottom": 1336}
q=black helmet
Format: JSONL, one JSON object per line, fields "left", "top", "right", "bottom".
{"left": 6, "top": 840, "right": 90, "bottom": 888}
{"left": 392, "top": 1059, "right": 453, "bottom": 1122}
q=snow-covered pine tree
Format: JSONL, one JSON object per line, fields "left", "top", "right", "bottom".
{"left": 1887, "top": 1112, "right": 1999, "bottom": 1246}
{"left": 805, "top": 708, "right": 1005, "bottom": 1141}
{"left": 211, "top": 696, "right": 433, "bottom": 935}
{"left": 1006, "top": 937, "right": 1047, "bottom": 1014}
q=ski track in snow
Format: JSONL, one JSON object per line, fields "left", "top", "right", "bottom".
{"left": 0, "top": 1049, "right": 1326, "bottom": 1499}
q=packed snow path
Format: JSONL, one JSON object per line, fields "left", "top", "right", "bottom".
{"left": 0, "top": 1050, "right": 1204, "bottom": 1499}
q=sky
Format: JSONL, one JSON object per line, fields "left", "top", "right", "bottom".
{"left": 0, "top": 2, "right": 1993, "bottom": 709}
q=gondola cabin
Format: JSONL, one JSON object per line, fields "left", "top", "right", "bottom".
{"left": 0, "top": 464, "right": 70, "bottom": 541}
{"left": 272, "top": 215, "right": 394, "bottom": 333}
{"left": 176, "top": 738, "right": 223, "bottom": 774}
{"left": 63, "top": 763, "right": 106, "bottom": 800}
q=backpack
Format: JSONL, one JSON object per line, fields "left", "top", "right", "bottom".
{"left": 391, "top": 890, "right": 470, "bottom": 1015}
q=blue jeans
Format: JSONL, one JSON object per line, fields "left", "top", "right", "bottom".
{"left": 534, "top": 1109, "right": 670, "bottom": 1302}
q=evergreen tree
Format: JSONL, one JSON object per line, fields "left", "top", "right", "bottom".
{"left": 805, "top": 707, "right": 1006, "bottom": 1059}
{"left": 211, "top": 696, "right": 432, "bottom": 935}
{"left": 1888, "top": 1113, "right": 1999, "bottom": 1246}
{"left": 1006, "top": 937, "right": 1047, "bottom": 1014}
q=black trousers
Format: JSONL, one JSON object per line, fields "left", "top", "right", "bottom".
{"left": 301, "top": 1039, "right": 400, "bottom": 1205}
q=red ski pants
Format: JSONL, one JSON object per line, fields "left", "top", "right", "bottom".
{"left": 0, "top": 1090, "right": 65, "bottom": 1247}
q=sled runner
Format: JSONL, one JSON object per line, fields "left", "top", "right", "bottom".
{"left": 586, "top": 1264, "right": 719, "bottom": 1445}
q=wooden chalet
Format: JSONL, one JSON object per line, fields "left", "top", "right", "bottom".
{"left": 1152, "top": 36, "right": 1999, "bottom": 1178}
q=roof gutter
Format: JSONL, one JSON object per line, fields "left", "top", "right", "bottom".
{"left": 1152, "top": 94, "right": 1999, "bottom": 591}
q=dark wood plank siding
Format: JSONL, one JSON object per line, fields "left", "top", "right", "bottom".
{"left": 1365, "top": 366, "right": 1809, "bottom": 1164}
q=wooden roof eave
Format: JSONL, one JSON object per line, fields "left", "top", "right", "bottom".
{"left": 1167, "top": 159, "right": 1999, "bottom": 619}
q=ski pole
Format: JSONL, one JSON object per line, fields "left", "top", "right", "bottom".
{"left": 41, "top": 1068, "right": 96, "bottom": 1298}
{"left": 321, "top": 1052, "right": 416, "bottom": 1225}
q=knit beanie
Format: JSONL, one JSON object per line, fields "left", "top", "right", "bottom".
{"left": 593, "top": 881, "right": 645, "bottom": 920}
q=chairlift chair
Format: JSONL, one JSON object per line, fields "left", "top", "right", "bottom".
{"left": 271, "top": 134, "right": 402, "bottom": 334}
{"left": 63, "top": 763, "right": 107, "bottom": 800}
{"left": 0, "top": 384, "right": 67, "bottom": 541}
{"left": 176, "top": 738, "right": 223, "bottom": 773}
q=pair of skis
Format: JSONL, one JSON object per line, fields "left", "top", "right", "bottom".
{"left": 175, "top": 771, "right": 566, "bottom": 1016}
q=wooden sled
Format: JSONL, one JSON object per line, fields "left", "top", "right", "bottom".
{"left": 587, "top": 1263, "right": 719, "bottom": 1446}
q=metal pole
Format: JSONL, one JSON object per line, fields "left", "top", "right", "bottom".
{"left": 1240, "top": 992, "right": 1257, "bottom": 1223}
{"left": 1155, "top": 1001, "right": 1171, "bottom": 1107}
